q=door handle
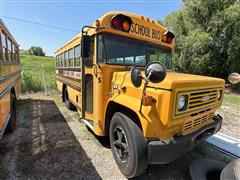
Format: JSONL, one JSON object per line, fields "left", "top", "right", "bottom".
{"left": 93, "top": 64, "right": 100, "bottom": 77}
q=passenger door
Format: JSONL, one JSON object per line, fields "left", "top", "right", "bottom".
{"left": 81, "top": 35, "right": 95, "bottom": 123}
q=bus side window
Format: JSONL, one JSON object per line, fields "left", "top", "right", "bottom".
{"left": 7, "top": 38, "right": 12, "bottom": 62}
{"left": 61, "top": 53, "right": 63, "bottom": 67}
{"left": 74, "top": 45, "right": 81, "bottom": 67}
{"left": 64, "top": 51, "right": 68, "bottom": 67}
{"left": 1, "top": 32, "right": 7, "bottom": 61}
{"left": 12, "top": 43, "right": 15, "bottom": 62}
{"left": 16, "top": 46, "right": 19, "bottom": 63}
{"left": 56, "top": 55, "right": 59, "bottom": 67}
{"left": 69, "top": 48, "right": 74, "bottom": 67}
{"left": 59, "top": 54, "right": 61, "bottom": 67}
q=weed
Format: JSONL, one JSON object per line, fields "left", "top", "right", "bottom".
{"left": 20, "top": 54, "right": 56, "bottom": 92}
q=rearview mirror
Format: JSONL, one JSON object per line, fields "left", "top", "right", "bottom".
{"left": 130, "top": 67, "right": 142, "bottom": 88}
{"left": 81, "top": 35, "right": 93, "bottom": 67}
{"left": 145, "top": 62, "right": 167, "bottom": 83}
{"left": 228, "top": 73, "right": 240, "bottom": 84}
{"left": 130, "top": 62, "right": 167, "bottom": 113}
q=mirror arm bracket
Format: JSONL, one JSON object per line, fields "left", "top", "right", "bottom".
{"left": 81, "top": 26, "right": 97, "bottom": 35}
{"left": 139, "top": 71, "right": 152, "bottom": 114}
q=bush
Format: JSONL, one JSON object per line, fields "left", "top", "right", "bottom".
{"left": 21, "top": 70, "right": 44, "bottom": 92}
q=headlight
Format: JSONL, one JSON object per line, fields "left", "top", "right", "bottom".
{"left": 178, "top": 95, "right": 188, "bottom": 111}
{"left": 217, "top": 90, "right": 222, "bottom": 100}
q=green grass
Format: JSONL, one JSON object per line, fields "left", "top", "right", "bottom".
{"left": 20, "top": 54, "right": 55, "bottom": 92}
{"left": 223, "top": 93, "right": 240, "bottom": 104}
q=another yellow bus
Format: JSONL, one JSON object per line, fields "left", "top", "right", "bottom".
{"left": 0, "top": 19, "right": 21, "bottom": 139}
{"left": 56, "top": 12, "right": 225, "bottom": 178}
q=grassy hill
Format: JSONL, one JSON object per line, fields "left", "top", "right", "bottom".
{"left": 20, "top": 54, "right": 56, "bottom": 92}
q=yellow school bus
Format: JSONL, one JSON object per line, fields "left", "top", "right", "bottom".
{"left": 55, "top": 12, "right": 225, "bottom": 178}
{"left": 0, "top": 19, "right": 20, "bottom": 139}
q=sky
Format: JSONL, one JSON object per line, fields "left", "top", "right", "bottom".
{"left": 0, "top": 0, "right": 182, "bottom": 56}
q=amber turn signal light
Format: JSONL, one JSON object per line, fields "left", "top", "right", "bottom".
{"left": 122, "top": 20, "right": 130, "bottom": 32}
{"left": 95, "top": 19, "right": 100, "bottom": 27}
{"left": 142, "top": 96, "right": 156, "bottom": 106}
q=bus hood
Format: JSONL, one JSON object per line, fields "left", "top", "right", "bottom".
{"left": 112, "top": 70, "right": 225, "bottom": 90}
{"left": 146, "top": 71, "right": 225, "bottom": 90}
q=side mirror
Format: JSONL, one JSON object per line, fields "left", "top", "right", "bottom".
{"left": 130, "top": 62, "right": 167, "bottom": 113}
{"left": 228, "top": 73, "right": 240, "bottom": 84}
{"left": 81, "top": 35, "right": 93, "bottom": 67}
{"left": 130, "top": 67, "right": 142, "bottom": 88}
{"left": 145, "top": 62, "right": 167, "bottom": 83}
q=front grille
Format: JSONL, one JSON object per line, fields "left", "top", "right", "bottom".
{"left": 188, "top": 89, "right": 218, "bottom": 111}
{"left": 183, "top": 112, "right": 214, "bottom": 132}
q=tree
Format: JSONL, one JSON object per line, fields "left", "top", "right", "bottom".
{"left": 27, "top": 46, "right": 45, "bottom": 56}
{"left": 163, "top": 0, "right": 240, "bottom": 80}
{"left": 20, "top": 49, "right": 28, "bottom": 54}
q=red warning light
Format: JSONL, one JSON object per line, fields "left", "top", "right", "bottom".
{"left": 162, "top": 31, "right": 175, "bottom": 44}
{"left": 111, "top": 17, "right": 120, "bottom": 29}
{"left": 111, "top": 14, "right": 132, "bottom": 32}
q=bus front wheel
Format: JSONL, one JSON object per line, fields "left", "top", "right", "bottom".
{"left": 109, "top": 112, "right": 148, "bottom": 178}
{"left": 6, "top": 93, "right": 17, "bottom": 133}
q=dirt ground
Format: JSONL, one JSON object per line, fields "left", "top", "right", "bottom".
{"left": 0, "top": 92, "right": 235, "bottom": 179}
{"left": 218, "top": 94, "right": 240, "bottom": 140}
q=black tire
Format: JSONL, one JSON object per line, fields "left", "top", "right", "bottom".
{"left": 220, "top": 158, "right": 240, "bottom": 180}
{"left": 6, "top": 93, "right": 16, "bottom": 133}
{"left": 64, "top": 87, "right": 75, "bottom": 110}
{"left": 190, "top": 159, "right": 226, "bottom": 180}
{"left": 109, "top": 112, "right": 148, "bottom": 178}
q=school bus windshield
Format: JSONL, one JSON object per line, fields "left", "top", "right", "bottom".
{"left": 97, "top": 33, "right": 172, "bottom": 69}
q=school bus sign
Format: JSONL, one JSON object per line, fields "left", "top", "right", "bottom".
{"left": 130, "top": 21, "right": 162, "bottom": 40}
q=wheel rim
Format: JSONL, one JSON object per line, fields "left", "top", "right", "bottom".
{"left": 113, "top": 126, "right": 129, "bottom": 163}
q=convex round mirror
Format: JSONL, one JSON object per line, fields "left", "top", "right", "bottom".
{"left": 228, "top": 73, "right": 240, "bottom": 84}
{"left": 145, "top": 62, "right": 167, "bottom": 83}
{"left": 130, "top": 67, "right": 143, "bottom": 88}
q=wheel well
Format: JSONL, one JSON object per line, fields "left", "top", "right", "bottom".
{"left": 62, "top": 84, "right": 66, "bottom": 102}
{"left": 105, "top": 101, "right": 143, "bottom": 135}
{"left": 11, "top": 87, "right": 16, "bottom": 96}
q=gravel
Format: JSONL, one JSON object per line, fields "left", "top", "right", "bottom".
{"left": 0, "top": 92, "right": 234, "bottom": 179}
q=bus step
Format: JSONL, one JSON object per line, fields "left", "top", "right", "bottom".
{"left": 81, "top": 119, "right": 94, "bottom": 130}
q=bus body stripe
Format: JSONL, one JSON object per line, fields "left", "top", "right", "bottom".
{"left": 56, "top": 76, "right": 81, "bottom": 91}
{"left": 0, "top": 60, "right": 20, "bottom": 65}
{"left": 56, "top": 73, "right": 81, "bottom": 82}
{"left": 0, "top": 71, "right": 21, "bottom": 83}
{"left": 0, "top": 75, "right": 21, "bottom": 99}
{"left": 56, "top": 67, "right": 81, "bottom": 72}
